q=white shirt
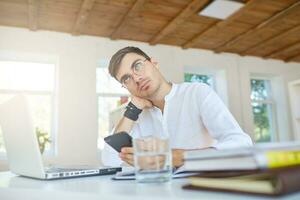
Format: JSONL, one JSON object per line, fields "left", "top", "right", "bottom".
{"left": 102, "top": 82, "right": 253, "bottom": 166}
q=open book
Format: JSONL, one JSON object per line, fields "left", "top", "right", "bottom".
{"left": 112, "top": 166, "right": 199, "bottom": 180}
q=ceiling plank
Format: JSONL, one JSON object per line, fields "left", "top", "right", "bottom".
{"left": 72, "top": 0, "right": 96, "bottom": 35}
{"left": 182, "top": 0, "right": 259, "bottom": 49}
{"left": 265, "top": 40, "right": 300, "bottom": 59}
{"left": 286, "top": 53, "right": 300, "bottom": 62}
{"left": 182, "top": 20, "right": 219, "bottom": 49}
{"left": 216, "top": 1, "right": 300, "bottom": 53}
{"left": 242, "top": 24, "right": 300, "bottom": 55}
{"left": 110, "top": 0, "right": 146, "bottom": 40}
{"left": 214, "top": 1, "right": 300, "bottom": 53}
{"left": 28, "top": 0, "right": 40, "bottom": 31}
{"left": 149, "top": 0, "right": 211, "bottom": 45}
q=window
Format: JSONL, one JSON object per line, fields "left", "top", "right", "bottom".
{"left": 96, "top": 60, "right": 129, "bottom": 149}
{"left": 250, "top": 79, "right": 277, "bottom": 143}
{"left": 184, "top": 73, "right": 214, "bottom": 87}
{"left": 184, "top": 67, "right": 228, "bottom": 106}
{"left": 0, "top": 61, "right": 56, "bottom": 155}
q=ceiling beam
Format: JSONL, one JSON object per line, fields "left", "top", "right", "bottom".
{"left": 110, "top": 0, "right": 146, "bottom": 40}
{"left": 286, "top": 53, "right": 300, "bottom": 62}
{"left": 182, "top": 0, "right": 258, "bottom": 49}
{"left": 149, "top": 0, "right": 211, "bottom": 45}
{"left": 265, "top": 40, "right": 300, "bottom": 59}
{"left": 214, "top": 1, "right": 300, "bottom": 53}
{"left": 28, "top": 0, "right": 40, "bottom": 31}
{"left": 242, "top": 25, "right": 300, "bottom": 55}
{"left": 72, "top": 0, "right": 96, "bottom": 35}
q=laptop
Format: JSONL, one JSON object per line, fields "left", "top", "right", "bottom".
{"left": 0, "top": 94, "right": 121, "bottom": 180}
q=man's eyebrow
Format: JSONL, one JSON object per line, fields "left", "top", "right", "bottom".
{"left": 120, "top": 74, "right": 129, "bottom": 83}
{"left": 130, "top": 59, "right": 143, "bottom": 70}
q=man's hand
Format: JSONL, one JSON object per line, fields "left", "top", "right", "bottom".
{"left": 119, "top": 147, "right": 134, "bottom": 166}
{"left": 120, "top": 147, "right": 165, "bottom": 169}
{"left": 172, "top": 149, "right": 184, "bottom": 168}
{"left": 131, "top": 96, "right": 153, "bottom": 109}
{"left": 119, "top": 147, "right": 185, "bottom": 168}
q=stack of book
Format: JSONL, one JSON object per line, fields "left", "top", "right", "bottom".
{"left": 182, "top": 142, "right": 300, "bottom": 196}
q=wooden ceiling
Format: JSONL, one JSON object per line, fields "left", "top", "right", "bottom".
{"left": 0, "top": 0, "right": 300, "bottom": 63}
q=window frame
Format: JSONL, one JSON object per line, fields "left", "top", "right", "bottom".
{"left": 0, "top": 59, "right": 58, "bottom": 159}
{"left": 96, "top": 65, "right": 130, "bottom": 149}
{"left": 250, "top": 76, "right": 279, "bottom": 142}
{"left": 183, "top": 66, "right": 228, "bottom": 106}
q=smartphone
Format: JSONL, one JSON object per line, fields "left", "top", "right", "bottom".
{"left": 104, "top": 132, "right": 133, "bottom": 152}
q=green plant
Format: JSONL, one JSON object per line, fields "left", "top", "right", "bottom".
{"left": 184, "top": 73, "right": 212, "bottom": 86}
{"left": 36, "top": 128, "right": 51, "bottom": 154}
{"left": 251, "top": 79, "right": 272, "bottom": 142}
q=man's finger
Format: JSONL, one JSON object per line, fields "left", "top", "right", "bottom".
{"left": 123, "top": 153, "right": 134, "bottom": 161}
{"left": 126, "top": 159, "right": 134, "bottom": 166}
{"left": 121, "top": 147, "right": 133, "bottom": 154}
{"left": 120, "top": 153, "right": 134, "bottom": 166}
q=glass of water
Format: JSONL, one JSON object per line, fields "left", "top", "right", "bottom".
{"left": 133, "top": 136, "right": 172, "bottom": 183}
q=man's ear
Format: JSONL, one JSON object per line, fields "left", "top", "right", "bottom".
{"left": 150, "top": 57, "right": 159, "bottom": 68}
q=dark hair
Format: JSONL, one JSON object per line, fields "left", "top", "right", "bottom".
{"left": 108, "top": 46, "right": 151, "bottom": 80}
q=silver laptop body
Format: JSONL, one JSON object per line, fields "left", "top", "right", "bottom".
{"left": 0, "top": 94, "right": 120, "bottom": 179}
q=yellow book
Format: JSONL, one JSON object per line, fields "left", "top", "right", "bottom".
{"left": 266, "top": 151, "right": 300, "bottom": 168}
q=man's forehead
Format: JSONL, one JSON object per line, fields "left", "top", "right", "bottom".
{"left": 116, "top": 53, "right": 144, "bottom": 80}
{"left": 121, "top": 53, "right": 144, "bottom": 65}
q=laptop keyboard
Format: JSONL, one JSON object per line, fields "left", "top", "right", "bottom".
{"left": 45, "top": 167, "right": 87, "bottom": 173}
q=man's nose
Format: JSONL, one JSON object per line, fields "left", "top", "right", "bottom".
{"left": 132, "top": 73, "right": 143, "bottom": 83}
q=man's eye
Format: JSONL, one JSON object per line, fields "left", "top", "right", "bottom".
{"left": 134, "top": 62, "right": 143, "bottom": 71}
{"left": 123, "top": 76, "right": 131, "bottom": 84}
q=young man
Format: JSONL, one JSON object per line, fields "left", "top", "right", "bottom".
{"left": 102, "top": 46, "right": 252, "bottom": 167}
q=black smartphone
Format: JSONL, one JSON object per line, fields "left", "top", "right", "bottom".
{"left": 104, "top": 132, "right": 133, "bottom": 152}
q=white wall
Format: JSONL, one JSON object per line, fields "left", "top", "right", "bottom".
{"left": 0, "top": 26, "right": 300, "bottom": 170}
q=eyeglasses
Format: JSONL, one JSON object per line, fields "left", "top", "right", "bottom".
{"left": 120, "top": 58, "right": 148, "bottom": 88}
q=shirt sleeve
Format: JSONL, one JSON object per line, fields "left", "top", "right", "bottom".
{"left": 198, "top": 85, "right": 253, "bottom": 150}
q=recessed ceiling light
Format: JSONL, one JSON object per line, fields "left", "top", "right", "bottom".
{"left": 198, "top": 0, "right": 244, "bottom": 20}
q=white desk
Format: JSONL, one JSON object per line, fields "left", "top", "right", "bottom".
{"left": 0, "top": 171, "right": 300, "bottom": 200}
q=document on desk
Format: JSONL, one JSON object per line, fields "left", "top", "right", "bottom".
{"left": 112, "top": 166, "right": 200, "bottom": 180}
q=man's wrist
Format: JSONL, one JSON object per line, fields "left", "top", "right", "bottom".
{"left": 124, "top": 101, "right": 142, "bottom": 121}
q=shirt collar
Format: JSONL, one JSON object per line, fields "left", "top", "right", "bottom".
{"left": 164, "top": 83, "right": 177, "bottom": 102}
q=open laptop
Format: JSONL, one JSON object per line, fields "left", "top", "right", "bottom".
{"left": 0, "top": 94, "right": 121, "bottom": 180}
